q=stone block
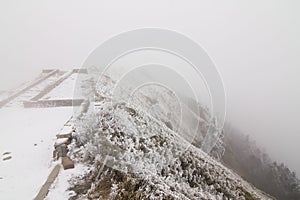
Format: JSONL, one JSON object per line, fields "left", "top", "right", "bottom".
{"left": 61, "top": 156, "right": 74, "bottom": 170}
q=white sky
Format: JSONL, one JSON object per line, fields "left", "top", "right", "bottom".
{"left": 0, "top": 0, "right": 299, "bottom": 175}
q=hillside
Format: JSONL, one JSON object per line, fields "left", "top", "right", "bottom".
{"left": 222, "top": 125, "right": 300, "bottom": 200}
{"left": 2, "top": 69, "right": 296, "bottom": 200}
{"left": 48, "top": 74, "right": 275, "bottom": 200}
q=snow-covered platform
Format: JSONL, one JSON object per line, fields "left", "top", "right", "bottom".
{"left": 0, "top": 107, "right": 73, "bottom": 199}
{"left": 0, "top": 69, "right": 88, "bottom": 199}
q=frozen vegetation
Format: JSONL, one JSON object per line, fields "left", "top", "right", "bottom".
{"left": 63, "top": 75, "right": 273, "bottom": 200}
{"left": 2, "top": 70, "right": 298, "bottom": 199}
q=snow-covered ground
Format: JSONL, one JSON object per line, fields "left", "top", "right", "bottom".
{"left": 0, "top": 70, "right": 89, "bottom": 199}
{"left": 43, "top": 74, "right": 272, "bottom": 200}
{"left": 4, "top": 72, "right": 65, "bottom": 107}
{"left": 0, "top": 71, "right": 275, "bottom": 200}
{"left": 45, "top": 163, "right": 89, "bottom": 200}
{"left": 42, "top": 73, "right": 78, "bottom": 100}
{"left": 0, "top": 107, "right": 73, "bottom": 199}
{"left": 70, "top": 98, "right": 272, "bottom": 199}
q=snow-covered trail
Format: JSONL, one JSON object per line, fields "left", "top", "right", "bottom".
{"left": 0, "top": 107, "right": 73, "bottom": 200}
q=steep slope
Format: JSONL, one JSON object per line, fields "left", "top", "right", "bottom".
{"left": 66, "top": 90, "right": 273, "bottom": 199}
{"left": 222, "top": 125, "right": 300, "bottom": 200}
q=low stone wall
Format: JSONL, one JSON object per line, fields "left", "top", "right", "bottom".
{"left": 23, "top": 99, "right": 84, "bottom": 108}
{"left": 72, "top": 68, "right": 88, "bottom": 73}
{"left": 31, "top": 71, "right": 73, "bottom": 101}
{"left": 0, "top": 70, "right": 58, "bottom": 108}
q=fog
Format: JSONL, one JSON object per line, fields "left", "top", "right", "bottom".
{"left": 0, "top": 1, "right": 299, "bottom": 175}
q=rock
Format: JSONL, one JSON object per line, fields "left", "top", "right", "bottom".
{"left": 62, "top": 156, "right": 74, "bottom": 170}
{"left": 56, "top": 126, "right": 73, "bottom": 139}
{"left": 54, "top": 138, "right": 70, "bottom": 147}
{"left": 56, "top": 144, "right": 68, "bottom": 157}
{"left": 56, "top": 133, "right": 72, "bottom": 139}
{"left": 53, "top": 150, "right": 58, "bottom": 160}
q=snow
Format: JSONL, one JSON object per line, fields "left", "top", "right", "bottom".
{"left": 5, "top": 72, "right": 64, "bottom": 107}
{"left": 0, "top": 107, "right": 73, "bottom": 200}
{"left": 58, "top": 126, "right": 73, "bottom": 135}
{"left": 0, "top": 71, "right": 274, "bottom": 200}
{"left": 66, "top": 74, "right": 273, "bottom": 199}
{"left": 45, "top": 163, "right": 89, "bottom": 200}
{"left": 54, "top": 138, "right": 69, "bottom": 147}
{"left": 42, "top": 73, "right": 78, "bottom": 100}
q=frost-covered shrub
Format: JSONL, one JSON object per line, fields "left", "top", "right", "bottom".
{"left": 72, "top": 98, "right": 264, "bottom": 199}
{"left": 70, "top": 75, "right": 267, "bottom": 200}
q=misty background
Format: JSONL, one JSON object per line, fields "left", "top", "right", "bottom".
{"left": 0, "top": 1, "right": 299, "bottom": 176}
